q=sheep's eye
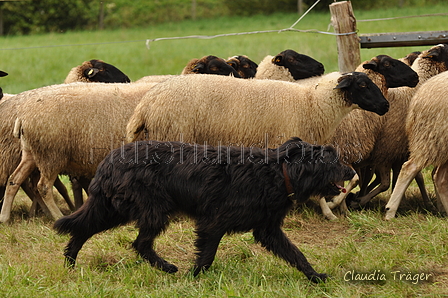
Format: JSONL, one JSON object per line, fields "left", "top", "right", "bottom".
{"left": 242, "top": 64, "right": 250, "bottom": 69}
{"left": 288, "top": 58, "right": 295, "bottom": 63}
{"left": 384, "top": 61, "right": 390, "bottom": 67}
{"left": 210, "top": 66, "right": 218, "bottom": 72}
{"left": 359, "top": 82, "right": 367, "bottom": 88}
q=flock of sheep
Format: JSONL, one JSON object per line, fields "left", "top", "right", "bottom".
{"left": 1, "top": 44, "right": 448, "bottom": 224}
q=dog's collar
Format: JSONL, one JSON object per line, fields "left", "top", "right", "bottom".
{"left": 282, "top": 163, "right": 295, "bottom": 200}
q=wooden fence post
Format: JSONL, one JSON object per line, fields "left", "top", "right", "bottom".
{"left": 329, "top": 1, "right": 360, "bottom": 72}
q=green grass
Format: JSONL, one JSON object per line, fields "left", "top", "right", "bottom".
{"left": 1, "top": 4, "right": 448, "bottom": 297}
{"left": 0, "top": 186, "right": 447, "bottom": 297}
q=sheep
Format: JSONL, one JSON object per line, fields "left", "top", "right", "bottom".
{"left": 353, "top": 50, "right": 424, "bottom": 200}
{"left": 64, "top": 59, "right": 130, "bottom": 84}
{"left": 0, "top": 94, "right": 77, "bottom": 213}
{"left": 180, "top": 55, "right": 241, "bottom": 77}
{"left": 385, "top": 70, "right": 448, "bottom": 219}
{"left": 254, "top": 49, "right": 325, "bottom": 81}
{"left": 126, "top": 72, "right": 389, "bottom": 156}
{"left": 226, "top": 55, "right": 258, "bottom": 78}
{"left": 400, "top": 51, "right": 421, "bottom": 66}
{"left": 318, "top": 55, "right": 419, "bottom": 219}
{"left": 0, "top": 81, "right": 159, "bottom": 223}
{"left": 347, "top": 44, "right": 448, "bottom": 211}
{"left": 135, "top": 55, "right": 242, "bottom": 83}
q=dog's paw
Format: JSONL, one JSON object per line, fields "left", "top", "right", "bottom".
{"left": 309, "top": 273, "right": 327, "bottom": 283}
{"left": 161, "top": 263, "right": 178, "bottom": 273}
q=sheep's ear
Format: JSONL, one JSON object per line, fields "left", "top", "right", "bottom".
{"left": 0, "top": 71, "right": 8, "bottom": 77}
{"left": 272, "top": 55, "right": 283, "bottom": 65}
{"left": 85, "top": 68, "right": 100, "bottom": 78}
{"left": 334, "top": 76, "right": 353, "bottom": 89}
{"left": 363, "top": 60, "right": 378, "bottom": 70}
{"left": 227, "top": 60, "right": 238, "bottom": 69}
{"left": 192, "top": 63, "right": 205, "bottom": 73}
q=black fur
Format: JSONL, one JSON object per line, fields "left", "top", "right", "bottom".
{"left": 191, "top": 55, "right": 241, "bottom": 78}
{"left": 83, "top": 59, "right": 130, "bottom": 83}
{"left": 272, "top": 49, "right": 325, "bottom": 80}
{"left": 0, "top": 70, "right": 7, "bottom": 100}
{"left": 335, "top": 72, "right": 389, "bottom": 115}
{"left": 362, "top": 55, "right": 419, "bottom": 88}
{"left": 54, "top": 138, "right": 355, "bottom": 283}
{"left": 227, "top": 55, "right": 258, "bottom": 78}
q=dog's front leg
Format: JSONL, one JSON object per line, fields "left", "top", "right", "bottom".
{"left": 253, "top": 227, "right": 326, "bottom": 283}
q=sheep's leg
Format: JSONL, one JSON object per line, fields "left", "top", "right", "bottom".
{"left": 20, "top": 178, "right": 45, "bottom": 217}
{"left": 0, "top": 186, "right": 5, "bottom": 208}
{"left": 37, "top": 173, "right": 64, "bottom": 220}
{"left": 431, "top": 168, "right": 445, "bottom": 212}
{"left": 414, "top": 171, "right": 434, "bottom": 211}
{"left": 318, "top": 197, "right": 338, "bottom": 220}
{"left": 365, "top": 169, "right": 381, "bottom": 194}
{"left": 54, "top": 176, "right": 75, "bottom": 211}
{"left": 327, "top": 172, "right": 359, "bottom": 209}
{"left": 385, "top": 159, "right": 421, "bottom": 220}
{"left": 359, "top": 166, "right": 375, "bottom": 196}
{"left": 0, "top": 150, "right": 37, "bottom": 223}
{"left": 357, "top": 165, "right": 391, "bottom": 206}
{"left": 70, "top": 177, "right": 83, "bottom": 210}
{"left": 433, "top": 162, "right": 448, "bottom": 215}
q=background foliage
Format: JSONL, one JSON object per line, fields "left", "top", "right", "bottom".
{"left": 0, "top": 0, "right": 445, "bottom": 35}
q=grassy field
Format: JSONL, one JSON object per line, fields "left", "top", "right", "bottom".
{"left": 1, "top": 4, "right": 448, "bottom": 93}
{"left": 1, "top": 4, "right": 448, "bottom": 298}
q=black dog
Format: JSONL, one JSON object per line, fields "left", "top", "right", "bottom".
{"left": 54, "top": 137, "right": 355, "bottom": 283}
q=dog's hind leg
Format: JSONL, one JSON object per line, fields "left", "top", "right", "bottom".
{"left": 192, "top": 226, "right": 226, "bottom": 276}
{"left": 133, "top": 219, "right": 178, "bottom": 274}
{"left": 253, "top": 226, "right": 326, "bottom": 283}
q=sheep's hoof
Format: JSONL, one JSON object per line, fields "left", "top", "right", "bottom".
{"left": 0, "top": 215, "right": 10, "bottom": 223}
{"left": 324, "top": 213, "right": 338, "bottom": 221}
{"left": 384, "top": 210, "right": 396, "bottom": 221}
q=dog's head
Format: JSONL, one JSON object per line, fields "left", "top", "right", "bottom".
{"left": 278, "top": 137, "right": 355, "bottom": 201}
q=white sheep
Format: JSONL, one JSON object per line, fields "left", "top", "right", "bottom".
{"left": 385, "top": 70, "right": 448, "bottom": 219}
{"left": 0, "top": 81, "right": 158, "bottom": 223}
{"left": 126, "top": 72, "right": 388, "bottom": 152}
{"left": 254, "top": 49, "right": 324, "bottom": 81}
{"left": 64, "top": 59, "right": 130, "bottom": 83}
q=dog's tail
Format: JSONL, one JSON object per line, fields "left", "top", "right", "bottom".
{"left": 53, "top": 175, "right": 124, "bottom": 237}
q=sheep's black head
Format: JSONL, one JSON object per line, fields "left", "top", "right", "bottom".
{"left": 83, "top": 59, "right": 131, "bottom": 83}
{"left": 226, "top": 55, "right": 258, "bottom": 79}
{"left": 191, "top": 55, "right": 241, "bottom": 78}
{"left": 335, "top": 72, "right": 389, "bottom": 116}
{"left": 363, "top": 55, "right": 419, "bottom": 88}
{"left": 272, "top": 49, "right": 324, "bottom": 80}
{"left": 421, "top": 44, "right": 448, "bottom": 70}
{"left": 402, "top": 51, "right": 421, "bottom": 66}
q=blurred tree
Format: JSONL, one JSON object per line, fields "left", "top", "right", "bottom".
{"left": 2, "top": 0, "right": 94, "bottom": 35}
